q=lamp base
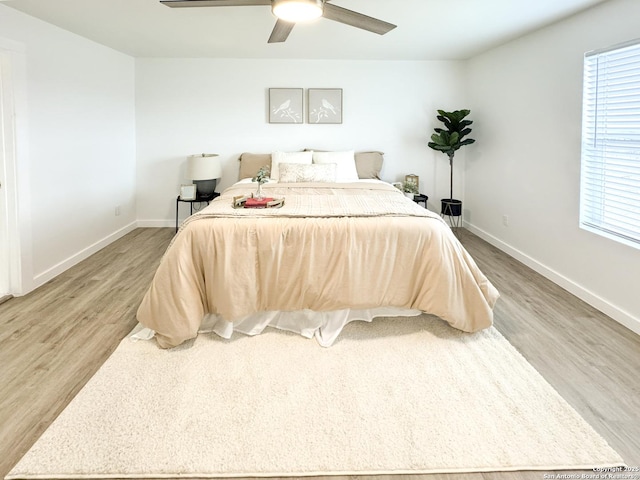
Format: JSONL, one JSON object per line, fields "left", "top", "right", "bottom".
{"left": 194, "top": 179, "right": 218, "bottom": 200}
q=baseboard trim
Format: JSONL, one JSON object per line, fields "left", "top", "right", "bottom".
{"left": 31, "top": 221, "right": 138, "bottom": 292}
{"left": 464, "top": 222, "right": 640, "bottom": 337}
{"left": 136, "top": 220, "right": 174, "bottom": 228}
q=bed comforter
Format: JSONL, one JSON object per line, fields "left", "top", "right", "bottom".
{"left": 137, "top": 181, "right": 499, "bottom": 348}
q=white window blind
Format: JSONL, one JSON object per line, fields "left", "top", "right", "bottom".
{"left": 580, "top": 39, "right": 640, "bottom": 249}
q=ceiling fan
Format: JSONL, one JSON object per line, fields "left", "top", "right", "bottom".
{"left": 159, "top": 0, "right": 397, "bottom": 43}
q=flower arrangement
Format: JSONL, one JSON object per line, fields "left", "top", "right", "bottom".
{"left": 252, "top": 165, "right": 270, "bottom": 184}
{"left": 402, "top": 181, "right": 419, "bottom": 194}
{"left": 252, "top": 165, "right": 271, "bottom": 199}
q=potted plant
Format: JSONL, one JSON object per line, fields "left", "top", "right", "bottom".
{"left": 252, "top": 165, "right": 270, "bottom": 199}
{"left": 402, "top": 180, "right": 419, "bottom": 199}
{"left": 427, "top": 109, "right": 475, "bottom": 217}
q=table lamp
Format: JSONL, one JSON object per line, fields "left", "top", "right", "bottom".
{"left": 187, "top": 153, "right": 221, "bottom": 200}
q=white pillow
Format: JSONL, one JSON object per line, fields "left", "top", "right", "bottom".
{"left": 271, "top": 151, "right": 313, "bottom": 181}
{"left": 312, "top": 151, "right": 358, "bottom": 182}
{"left": 279, "top": 163, "right": 337, "bottom": 183}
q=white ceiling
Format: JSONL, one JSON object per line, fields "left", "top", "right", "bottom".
{"left": 3, "top": 0, "right": 608, "bottom": 60}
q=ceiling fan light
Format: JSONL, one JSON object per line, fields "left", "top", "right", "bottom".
{"left": 272, "top": 0, "right": 323, "bottom": 23}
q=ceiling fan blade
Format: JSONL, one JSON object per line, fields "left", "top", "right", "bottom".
{"left": 160, "top": 0, "right": 270, "bottom": 7}
{"left": 268, "top": 19, "right": 295, "bottom": 43}
{"left": 322, "top": 3, "right": 396, "bottom": 35}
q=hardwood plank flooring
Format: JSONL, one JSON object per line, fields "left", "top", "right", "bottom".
{"left": 0, "top": 227, "right": 638, "bottom": 480}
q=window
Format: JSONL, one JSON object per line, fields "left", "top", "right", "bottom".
{"left": 580, "top": 39, "right": 640, "bottom": 249}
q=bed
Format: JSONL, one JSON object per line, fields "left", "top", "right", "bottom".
{"left": 136, "top": 150, "right": 499, "bottom": 348}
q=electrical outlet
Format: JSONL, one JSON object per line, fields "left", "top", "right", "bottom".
{"left": 115, "top": 205, "right": 121, "bottom": 216}
{"left": 502, "top": 215, "right": 509, "bottom": 227}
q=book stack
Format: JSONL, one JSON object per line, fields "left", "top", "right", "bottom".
{"left": 244, "top": 197, "right": 274, "bottom": 208}
{"left": 233, "top": 195, "right": 285, "bottom": 209}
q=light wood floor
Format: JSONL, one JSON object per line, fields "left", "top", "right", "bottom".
{"left": 0, "top": 227, "right": 638, "bottom": 480}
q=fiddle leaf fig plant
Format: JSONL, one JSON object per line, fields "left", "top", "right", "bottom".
{"left": 428, "top": 109, "right": 475, "bottom": 202}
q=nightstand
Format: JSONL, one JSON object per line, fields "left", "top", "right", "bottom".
{"left": 175, "top": 193, "right": 220, "bottom": 232}
{"left": 413, "top": 194, "right": 428, "bottom": 208}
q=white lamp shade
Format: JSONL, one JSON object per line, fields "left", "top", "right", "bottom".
{"left": 187, "top": 154, "right": 221, "bottom": 181}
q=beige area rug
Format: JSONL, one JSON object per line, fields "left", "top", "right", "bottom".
{"left": 7, "top": 316, "right": 624, "bottom": 479}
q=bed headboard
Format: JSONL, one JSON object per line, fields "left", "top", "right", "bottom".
{"left": 238, "top": 150, "right": 384, "bottom": 180}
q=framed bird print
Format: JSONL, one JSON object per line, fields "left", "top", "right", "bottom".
{"left": 268, "top": 88, "right": 303, "bottom": 124}
{"left": 308, "top": 88, "right": 343, "bottom": 124}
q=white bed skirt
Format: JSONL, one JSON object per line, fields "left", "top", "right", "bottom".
{"left": 131, "top": 307, "right": 423, "bottom": 347}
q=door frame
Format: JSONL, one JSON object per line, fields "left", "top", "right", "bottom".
{"left": 0, "top": 39, "right": 31, "bottom": 296}
{"left": 0, "top": 51, "right": 15, "bottom": 296}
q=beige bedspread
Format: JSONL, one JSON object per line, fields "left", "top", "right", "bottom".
{"left": 137, "top": 181, "right": 499, "bottom": 348}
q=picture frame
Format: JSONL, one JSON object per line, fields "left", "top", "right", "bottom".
{"left": 180, "top": 184, "right": 196, "bottom": 200}
{"left": 308, "top": 88, "right": 343, "bottom": 124}
{"left": 269, "top": 88, "right": 303, "bottom": 124}
{"left": 405, "top": 174, "right": 419, "bottom": 188}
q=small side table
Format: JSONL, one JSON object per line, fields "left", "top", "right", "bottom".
{"left": 175, "top": 193, "right": 220, "bottom": 232}
{"left": 413, "top": 194, "right": 428, "bottom": 208}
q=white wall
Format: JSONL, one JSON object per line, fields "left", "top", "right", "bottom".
{"left": 465, "top": 0, "right": 640, "bottom": 334}
{"left": 0, "top": 4, "right": 137, "bottom": 292}
{"left": 8, "top": 1, "right": 638, "bottom": 338}
{"left": 135, "top": 58, "right": 466, "bottom": 224}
